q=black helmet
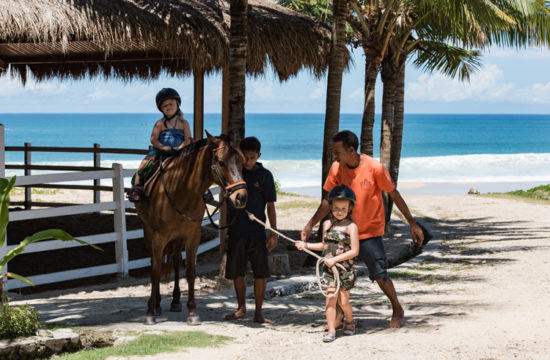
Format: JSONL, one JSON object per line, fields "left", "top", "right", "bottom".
{"left": 328, "top": 185, "right": 356, "bottom": 205}
{"left": 155, "top": 88, "right": 181, "bottom": 111}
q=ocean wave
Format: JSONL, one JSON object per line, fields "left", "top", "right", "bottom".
{"left": 5, "top": 154, "right": 550, "bottom": 189}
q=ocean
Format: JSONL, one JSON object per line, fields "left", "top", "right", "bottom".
{"left": 1, "top": 113, "right": 549, "bottom": 195}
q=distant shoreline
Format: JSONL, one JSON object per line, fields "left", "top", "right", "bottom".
{"left": 282, "top": 180, "right": 549, "bottom": 197}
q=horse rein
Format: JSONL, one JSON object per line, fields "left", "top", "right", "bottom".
{"left": 245, "top": 211, "right": 346, "bottom": 298}
{"left": 158, "top": 145, "right": 247, "bottom": 229}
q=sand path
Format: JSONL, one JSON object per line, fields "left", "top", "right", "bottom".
{"left": 10, "top": 194, "right": 550, "bottom": 359}
{"left": 124, "top": 194, "right": 550, "bottom": 360}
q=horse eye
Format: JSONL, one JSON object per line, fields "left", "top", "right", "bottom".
{"left": 218, "top": 160, "right": 225, "bottom": 167}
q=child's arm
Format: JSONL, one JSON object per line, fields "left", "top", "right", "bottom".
{"left": 175, "top": 118, "right": 193, "bottom": 150}
{"left": 323, "top": 222, "right": 359, "bottom": 268}
{"left": 296, "top": 219, "right": 328, "bottom": 252}
{"left": 150, "top": 120, "right": 171, "bottom": 151}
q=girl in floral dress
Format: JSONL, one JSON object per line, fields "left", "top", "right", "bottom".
{"left": 296, "top": 185, "right": 359, "bottom": 342}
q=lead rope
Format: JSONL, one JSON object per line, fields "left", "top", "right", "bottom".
{"left": 245, "top": 211, "right": 345, "bottom": 298}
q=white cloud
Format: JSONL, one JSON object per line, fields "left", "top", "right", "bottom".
{"left": 0, "top": 76, "right": 68, "bottom": 97}
{"left": 309, "top": 84, "right": 325, "bottom": 100}
{"left": 248, "top": 81, "right": 275, "bottom": 101}
{"left": 516, "top": 82, "right": 550, "bottom": 104}
{"left": 406, "top": 64, "right": 514, "bottom": 102}
{"left": 349, "top": 87, "right": 363, "bottom": 102}
{"left": 87, "top": 89, "right": 112, "bottom": 101}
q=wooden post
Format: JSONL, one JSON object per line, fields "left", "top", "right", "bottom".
{"left": 24, "top": 142, "right": 31, "bottom": 209}
{"left": 112, "top": 163, "right": 128, "bottom": 277}
{"left": 193, "top": 71, "right": 205, "bottom": 140}
{"left": 93, "top": 143, "right": 101, "bottom": 204}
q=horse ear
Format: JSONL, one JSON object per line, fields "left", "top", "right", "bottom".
{"left": 205, "top": 130, "right": 213, "bottom": 139}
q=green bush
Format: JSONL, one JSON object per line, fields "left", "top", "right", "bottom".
{"left": 0, "top": 304, "right": 40, "bottom": 339}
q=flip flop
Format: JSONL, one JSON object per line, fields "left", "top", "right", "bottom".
{"left": 322, "top": 331, "right": 336, "bottom": 343}
{"left": 224, "top": 312, "right": 248, "bottom": 320}
{"left": 343, "top": 320, "right": 356, "bottom": 336}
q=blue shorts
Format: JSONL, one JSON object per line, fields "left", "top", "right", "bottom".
{"left": 358, "top": 236, "right": 389, "bottom": 282}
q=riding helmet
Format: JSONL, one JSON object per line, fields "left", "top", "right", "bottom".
{"left": 155, "top": 88, "right": 181, "bottom": 111}
{"left": 328, "top": 185, "right": 356, "bottom": 205}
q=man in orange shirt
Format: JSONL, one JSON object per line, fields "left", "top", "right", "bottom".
{"left": 301, "top": 130, "right": 424, "bottom": 328}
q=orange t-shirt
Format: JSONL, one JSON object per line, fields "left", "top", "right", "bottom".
{"left": 323, "top": 154, "right": 395, "bottom": 239}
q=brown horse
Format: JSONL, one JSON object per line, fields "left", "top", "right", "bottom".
{"left": 135, "top": 132, "right": 247, "bottom": 325}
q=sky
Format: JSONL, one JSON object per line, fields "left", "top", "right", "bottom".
{"left": 1, "top": 46, "right": 550, "bottom": 114}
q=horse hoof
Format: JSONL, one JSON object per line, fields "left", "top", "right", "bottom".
{"left": 170, "top": 303, "right": 182, "bottom": 312}
{"left": 155, "top": 306, "right": 162, "bottom": 316}
{"left": 187, "top": 315, "right": 201, "bottom": 326}
{"left": 144, "top": 316, "right": 156, "bottom": 325}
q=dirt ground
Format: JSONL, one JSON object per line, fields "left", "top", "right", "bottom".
{"left": 9, "top": 193, "right": 550, "bottom": 359}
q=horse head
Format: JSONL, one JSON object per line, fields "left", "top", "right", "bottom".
{"left": 206, "top": 132, "right": 248, "bottom": 209}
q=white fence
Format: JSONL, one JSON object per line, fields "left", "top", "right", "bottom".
{"left": 1, "top": 125, "right": 220, "bottom": 291}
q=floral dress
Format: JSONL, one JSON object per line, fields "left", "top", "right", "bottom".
{"left": 321, "top": 228, "right": 355, "bottom": 291}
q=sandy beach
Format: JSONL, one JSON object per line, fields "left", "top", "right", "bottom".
{"left": 6, "top": 188, "right": 550, "bottom": 359}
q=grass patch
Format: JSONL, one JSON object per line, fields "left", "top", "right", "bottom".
{"left": 13, "top": 187, "right": 60, "bottom": 195}
{"left": 276, "top": 200, "right": 319, "bottom": 211}
{"left": 484, "top": 184, "right": 550, "bottom": 202}
{"left": 56, "top": 330, "right": 232, "bottom": 360}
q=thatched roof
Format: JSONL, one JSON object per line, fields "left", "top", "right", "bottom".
{"left": 0, "top": 0, "right": 339, "bottom": 83}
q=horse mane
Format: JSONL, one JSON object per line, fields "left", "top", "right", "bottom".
{"left": 177, "top": 138, "right": 209, "bottom": 158}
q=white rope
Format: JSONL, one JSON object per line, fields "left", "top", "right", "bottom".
{"left": 245, "top": 211, "right": 345, "bottom": 298}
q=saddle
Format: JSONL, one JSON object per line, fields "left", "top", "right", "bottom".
{"left": 133, "top": 152, "right": 178, "bottom": 199}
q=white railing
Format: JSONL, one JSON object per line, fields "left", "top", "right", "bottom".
{"left": 0, "top": 127, "right": 220, "bottom": 291}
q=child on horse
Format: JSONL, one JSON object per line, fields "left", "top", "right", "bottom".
{"left": 128, "top": 88, "right": 193, "bottom": 202}
{"left": 296, "top": 185, "right": 359, "bottom": 342}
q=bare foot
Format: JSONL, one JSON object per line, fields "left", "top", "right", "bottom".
{"left": 387, "top": 307, "right": 404, "bottom": 328}
{"left": 254, "top": 314, "right": 272, "bottom": 324}
{"left": 224, "top": 308, "right": 248, "bottom": 320}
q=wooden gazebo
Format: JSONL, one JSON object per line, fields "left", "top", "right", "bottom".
{"left": 0, "top": 0, "right": 336, "bottom": 138}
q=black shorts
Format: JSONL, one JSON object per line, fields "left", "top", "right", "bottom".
{"left": 225, "top": 233, "right": 270, "bottom": 279}
{"left": 358, "top": 236, "right": 389, "bottom": 282}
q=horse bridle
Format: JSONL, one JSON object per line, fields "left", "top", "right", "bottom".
{"left": 159, "top": 144, "right": 246, "bottom": 230}
{"left": 203, "top": 145, "right": 246, "bottom": 229}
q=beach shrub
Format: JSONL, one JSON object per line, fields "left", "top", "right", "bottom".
{"left": 506, "top": 184, "right": 550, "bottom": 200}
{"left": 0, "top": 303, "right": 40, "bottom": 339}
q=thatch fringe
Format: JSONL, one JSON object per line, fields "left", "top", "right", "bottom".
{"left": 0, "top": 0, "right": 342, "bottom": 83}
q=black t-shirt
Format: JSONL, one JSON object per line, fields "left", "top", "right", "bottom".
{"left": 228, "top": 162, "right": 276, "bottom": 238}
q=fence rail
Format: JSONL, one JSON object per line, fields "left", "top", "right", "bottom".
{"left": 0, "top": 124, "right": 221, "bottom": 292}
{"left": 4, "top": 142, "right": 150, "bottom": 208}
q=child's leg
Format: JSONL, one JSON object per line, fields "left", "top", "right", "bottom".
{"left": 134, "top": 157, "right": 151, "bottom": 185}
{"left": 337, "top": 289, "right": 353, "bottom": 323}
{"left": 325, "top": 288, "right": 338, "bottom": 332}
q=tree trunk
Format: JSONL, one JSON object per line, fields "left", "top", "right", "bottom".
{"left": 227, "top": 0, "right": 248, "bottom": 143}
{"left": 220, "top": 0, "right": 248, "bottom": 282}
{"left": 359, "top": 57, "right": 380, "bottom": 157}
{"left": 390, "top": 62, "right": 405, "bottom": 183}
{"left": 321, "top": 0, "right": 348, "bottom": 185}
{"left": 380, "top": 55, "right": 397, "bottom": 234}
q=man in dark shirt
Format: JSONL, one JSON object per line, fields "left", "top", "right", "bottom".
{"left": 225, "top": 137, "right": 278, "bottom": 323}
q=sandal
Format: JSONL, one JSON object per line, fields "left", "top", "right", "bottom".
{"left": 322, "top": 331, "right": 336, "bottom": 343}
{"left": 127, "top": 185, "right": 144, "bottom": 203}
{"left": 343, "top": 320, "right": 356, "bottom": 336}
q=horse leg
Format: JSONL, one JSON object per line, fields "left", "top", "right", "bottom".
{"left": 185, "top": 242, "right": 201, "bottom": 325}
{"left": 145, "top": 237, "right": 163, "bottom": 325}
{"left": 170, "top": 245, "right": 183, "bottom": 312}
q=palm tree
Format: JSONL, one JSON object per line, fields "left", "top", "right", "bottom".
{"left": 278, "top": 0, "right": 350, "bottom": 186}
{"left": 228, "top": 0, "right": 249, "bottom": 143}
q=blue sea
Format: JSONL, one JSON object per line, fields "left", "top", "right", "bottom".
{"left": 1, "top": 113, "right": 549, "bottom": 194}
